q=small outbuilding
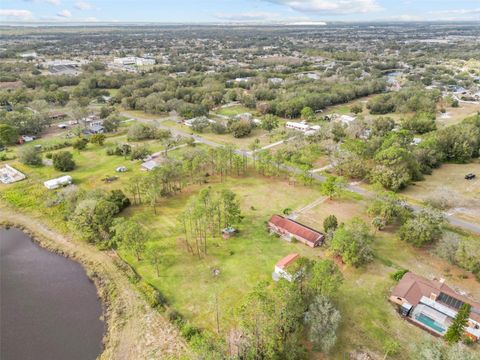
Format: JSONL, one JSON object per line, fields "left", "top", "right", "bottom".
{"left": 273, "top": 253, "right": 300, "bottom": 282}
{"left": 44, "top": 175, "right": 73, "bottom": 190}
{"left": 222, "top": 227, "right": 237, "bottom": 239}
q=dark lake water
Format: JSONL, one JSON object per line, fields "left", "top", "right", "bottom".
{"left": 0, "top": 228, "right": 104, "bottom": 360}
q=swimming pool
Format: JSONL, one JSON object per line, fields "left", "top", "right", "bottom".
{"left": 415, "top": 313, "right": 446, "bottom": 334}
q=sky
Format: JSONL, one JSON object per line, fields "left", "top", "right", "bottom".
{"left": 1, "top": 0, "right": 480, "bottom": 24}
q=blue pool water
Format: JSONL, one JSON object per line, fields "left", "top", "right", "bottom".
{"left": 415, "top": 313, "right": 446, "bottom": 334}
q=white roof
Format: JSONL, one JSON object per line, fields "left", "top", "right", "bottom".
{"left": 286, "top": 121, "right": 310, "bottom": 130}
{"left": 338, "top": 115, "right": 356, "bottom": 124}
{"left": 44, "top": 175, "right": 72, "bottom": 188}
{"left": 141, "top": 160, "right": 159, "bottom": 171}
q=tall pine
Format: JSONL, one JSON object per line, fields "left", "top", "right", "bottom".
{"left": 444, "top": 303, "right": 471, "bottom": 344}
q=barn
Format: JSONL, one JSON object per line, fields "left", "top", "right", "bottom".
{"left": 267, "top": 215, "right": 324, "bottom": 248}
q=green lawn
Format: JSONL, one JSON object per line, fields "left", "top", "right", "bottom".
{"left": 106, "top": 88, "right": 119, "bottom": 96}
{"left": 215, "top": 105, "right": 257, "bottom": 117}
{"left": 2, "top": 134, "right": 480, "bottom": 359}
{"left": 162, "top": 120, "right": 272, "bottom": 150}
{"left": 120, "top": 176, "right": 327, "bottom": 328}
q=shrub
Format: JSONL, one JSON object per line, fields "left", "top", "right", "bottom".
{"left": 390, "top": 269, "right": 409, "bottom": 282}
{"left": 73, "top": 138, "right": 88, "bottom": 150}
{"left": 90, "top": 133, "right": 106, "bottom": 146}
{"left": 130, "top": 146, "right": 151, "bottom": 160}
{"left": 127, "top": 123, "right": 155, "bottom": 141}
{"left": 331, "top": 218, "right": 374, "bottom": 267}
{"left": 399, "top": 208, "right": 444, "bottom": 247}
{"left": 230, "top": 120, "right": 253, "bottom": 138}
{"left": 52, "top": 151, "right": 76, "bottom": 172}
{"left": 165, "top": 308, "right": 184, "bottom": 325}
{"left": 401, "top": 112, "right": 436, "bottom": 134}
{"left": 323, "top": 215, "right": 338, "bottom": 233}
{"left": 136, "top": 281, "right": 166, "bottom": 308}
{"left": 19, "top": 146, "right": 42, "bottom": 166}
{"left": 106, "top": 190, "right": 131, "bottom": 212}
{"left": 180, "top": 323, "right": 202, "bottom": 340}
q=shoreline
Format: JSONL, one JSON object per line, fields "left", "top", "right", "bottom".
{"left": 1, "top": 221, "right": 111, "bottom": 357}
{"left": 0, "top": 207, "right": 187, "bottom": 360}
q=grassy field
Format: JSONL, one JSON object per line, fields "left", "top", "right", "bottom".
{"left": 107, "top": 88, "right": 119, "bottom": 96}
{"left": 215, "top": 105, "right": 257, "bottom": 117}
{"left": 2, "top": 130, "right": 480, "bottom": 359}
{"left": 0, "top": 132, "right": 196, "bottom": 201}
{"left": 121, "top": 109, "right": 165, "bottom": 120}
{"left": 323, "top": 95, "right": 375, "bottom": 117}
{"left": 401, "top": 161, "right": 480, "bottom": 225}
{"left": 120, "top": 177, "right": 480, "bottom": 359}
{"left": 436, "top": 102, "right": 480, "bottom": 127}
{"left": 161, "top": 120, "right": 273, "bottom": 150}
{"left": 120, "top": 176, "right": 327, "bottom": 328}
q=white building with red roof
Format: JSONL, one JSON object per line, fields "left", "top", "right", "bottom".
{"left": 273, "top": 253, "right": 300, "bottom": 282}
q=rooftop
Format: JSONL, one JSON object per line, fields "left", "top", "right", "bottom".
{"left": 269, "top": 215, "right": 324, "bottom": 245}
{"left": 391, "top": 272, "right": 480, "bottom": 323}
{"left": 276, "top": 253, "right": 300, "bottom": 269}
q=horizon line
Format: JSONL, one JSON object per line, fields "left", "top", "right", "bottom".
{"left": 1, "top": 19, "right": 480, "bottom": 27}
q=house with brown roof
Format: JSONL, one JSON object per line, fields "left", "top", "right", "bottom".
{"left": 273, "top": 253, "right": 300, "bottom": 282}
{"left": 267, "top": 215, "right": 324, "bottom": 248}
{"left": 389, "top": 272, "right": 480, "bottom": 341}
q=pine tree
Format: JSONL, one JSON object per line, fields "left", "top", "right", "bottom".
{"left": 444, "top": 303, "right": 471, "bottom": 344}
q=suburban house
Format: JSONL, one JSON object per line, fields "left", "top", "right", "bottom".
{"left": 285, "top": 121, "right": 310, "bottom": 132}
{"left": 272, "top": 253, "right": 300, "bottom": 282}
{"left": 389, "top": 272, "right": 480, "bottom": 341}
{"left": 44, "top": 175, "right": 73, "bottom": 190}
{"left": 285, "top": 122, "right": 320, "bottom": 136}
{"left": 267, "top": 215, "right": 324, "bottom": 248}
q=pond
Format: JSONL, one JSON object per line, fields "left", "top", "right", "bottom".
{"left": 0, "top": 227, "right": 104, "bottom": 360}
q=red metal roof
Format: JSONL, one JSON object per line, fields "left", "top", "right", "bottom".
{"left": 276, "top": 253, "right": 300, "bottom": 269}
{"left": 269, "top": 215, "right": 324, "bottom": 245}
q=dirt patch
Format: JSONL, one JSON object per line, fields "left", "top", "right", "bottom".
{"left": 0, "top": 207, "right": 188, "bottom": 360}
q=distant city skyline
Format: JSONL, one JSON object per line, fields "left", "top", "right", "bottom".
{"left": 1, "top": 0, "right": 480, "bottom": 24}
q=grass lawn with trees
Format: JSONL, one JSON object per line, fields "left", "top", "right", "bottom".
{"left": 400, "top": 161, "right": 480, "bottom": 225}
{"left": 161, "top": 119, "right": 273, "bottom": 149}
{"left": 2, "top": 140, "right": 480, "bottom": 358}
{"left": 215, "top": 105, "right": 258, "bottom": 117}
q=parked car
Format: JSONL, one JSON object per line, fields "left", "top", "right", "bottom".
{"left": 465, "top": 173, "right": 476, "bottom": 180}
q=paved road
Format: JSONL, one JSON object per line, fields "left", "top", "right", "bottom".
{"left": 122, "top": 112, "right": 480, "bottom": 235}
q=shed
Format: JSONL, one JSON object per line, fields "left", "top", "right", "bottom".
{"left": 44, "top": 175, "right": 72, "bottom": 190}
{"left": 273, "top": 253, "right": 300, "bottom": 282}
{"left": 222, "top": 227, "right": 237, "bottom": 239}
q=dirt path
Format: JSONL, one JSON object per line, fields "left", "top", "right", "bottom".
{"left": 0, "top": 208, "right": 188, "bottom": 360}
